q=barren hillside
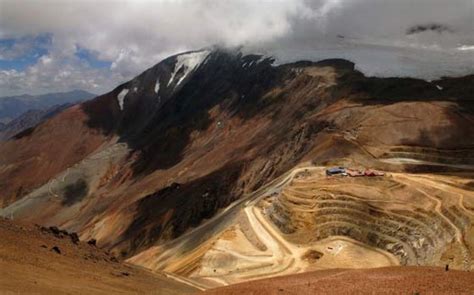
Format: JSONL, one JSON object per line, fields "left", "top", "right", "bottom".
{"left": 0, "top": 218, "right": 197, "bottom": 294}
{"left": 0, "top": 49, "right": 473, "bottom": 290}
{"left": 203, "top": 266, "right": 474, "bottom": 295}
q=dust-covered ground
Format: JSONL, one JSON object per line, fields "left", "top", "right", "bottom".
{"left": 203, "top": 266, "right": 474, "bottom": 295}
{"left": 0, "top": 218, "right": 197, "bottom": 294}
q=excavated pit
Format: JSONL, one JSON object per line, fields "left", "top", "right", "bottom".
{"left": 263, "top": 171, "right": 474, "bottom": 270}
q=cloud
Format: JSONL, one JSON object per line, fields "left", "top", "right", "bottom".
{"left": 0, "top": 52, "right": 123, "bottom": 95}
{"left": 458, "top": 45, "right": 474, "bottom": 51}
{"left": 0, "top": 0, "right": 473, "bottom": 96}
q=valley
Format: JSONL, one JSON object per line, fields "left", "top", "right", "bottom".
{"left": 0, "top": 49, "right": 473, "bottom": 292}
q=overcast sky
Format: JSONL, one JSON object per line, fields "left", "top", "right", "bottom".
{"left": 0, "top": 0, "right": 473, "bottom": 96}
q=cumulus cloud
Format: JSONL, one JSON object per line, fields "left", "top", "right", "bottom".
{"left": 0, "top": 52, "right": 123, "bottom": 95}
{"left": 0, "top": 0, "right": 473, "bottom": 96}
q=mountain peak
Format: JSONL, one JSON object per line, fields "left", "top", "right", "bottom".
{"left": 167, "top": 50, "right": 211, "bottom": 87}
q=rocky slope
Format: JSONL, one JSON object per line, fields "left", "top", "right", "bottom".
{"left": 0, "top": 48, "right": 473, "bottom": 288}
{"left": 0, "top": 218, "right": 197, "bottom": 294}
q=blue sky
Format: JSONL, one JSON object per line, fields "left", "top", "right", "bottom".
{"left": 0, "top": 34, "right": 111, "bottom": 71}
{"left": 0, "top": 34, "right": 51, "bottom": 71}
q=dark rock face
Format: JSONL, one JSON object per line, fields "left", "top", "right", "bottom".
{"left": 406, "top": 23, "right": 453, "bottom": 35}
{"left": 87, "top": 239, "right": 97, "bottom": 247}
{"left": 51, "top": 246, "right": 61, "bottom": 254}
{"left": 70, "top": 233, "right": 80, "bottom": 245}
{"left": 40, "top": 226, "right": 80, "bottom": 245}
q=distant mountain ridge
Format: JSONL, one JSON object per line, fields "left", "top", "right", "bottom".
{"left": 0, "top": 90, "right": 95, "bottom": 124}
{"left": 0, "top": 103, "right": 75, "bottom": 140}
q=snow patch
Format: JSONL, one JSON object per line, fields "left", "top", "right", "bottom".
{"left": 436, "top": 85, "right": 443, "bottom": 90}
{"left": 168, "top": 50, "right": 210, "bottom": 87}
{"left": 133, "top": 87, "right": 138, "bottom": 92}
{"left": 117, "top": 89, "right": 129, "bottom": 110}
{"left": 154, "top": 79, "right": 160, "bottom": 93}
{"left": 241, "top": 54, "right": 274, "bottom": 69}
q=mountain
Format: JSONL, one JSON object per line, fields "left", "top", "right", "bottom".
{"left": 0, "top": 90, "right": 95, "bottom": 124}
{"left": 0, "top": 48, "right": 473, "bottom": 290}
{"left": 0, "top": 103, "right": 74, "bottom": 141}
